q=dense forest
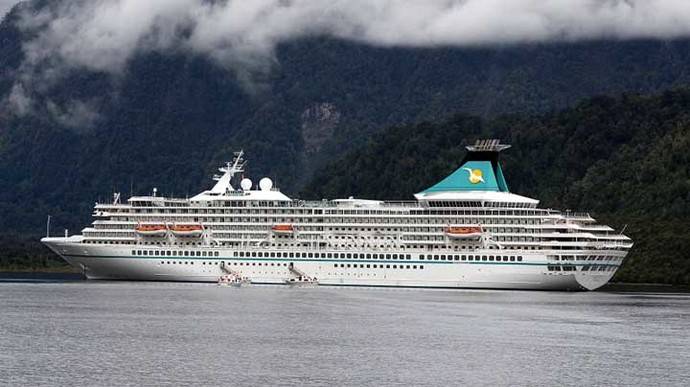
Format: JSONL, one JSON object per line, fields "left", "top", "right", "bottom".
{"left": 303, "top": 91, "right": 690, "bottom": 286}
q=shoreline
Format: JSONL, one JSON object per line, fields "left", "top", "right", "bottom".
{"left": 601, "top": 282, "right": 690, "bottom": 293}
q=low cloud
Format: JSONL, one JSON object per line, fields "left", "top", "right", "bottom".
{"left": 7, "top": 83, "right": 32, "bottom": 115}
{"left": 0, "top": 0, "right": 18, "bottom": 20}
{"left": 46, "top": 99, "right": 101, "bottom": 129}
{"left": 14, "top": 0, "right": 690, "bottom": 77}
{"left": 6, "top": 0, "right": 690, "bottom": 125}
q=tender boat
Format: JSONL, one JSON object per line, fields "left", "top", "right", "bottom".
{"left": 285, "top": 276, "right": 318, "bottom": 287}
{"left": 134, "top": 224, "right": 168, "bottom": 237}
{"left": 170, "top": 223, "right": 204, "bottom": 237}
{"left": 444, "top": 226, "right": 483, "bottom": 239}
{"left": 218, "top": 274, "right": 251, "bottom": 287}
{"left": 272, "top": 224, "right": 295, "bottom": 235}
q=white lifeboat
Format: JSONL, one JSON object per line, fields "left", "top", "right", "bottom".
{"left": 170, "top": 223, "right": 204, "bottom": 237}
{"left": 135, "top": 224, "right": 168, "bottom": 237}
{"left": 271, "top": 224, "right": 294, "bottom": 235}
{"left": 444, "top": 226, "right": 483, "bottom": 239}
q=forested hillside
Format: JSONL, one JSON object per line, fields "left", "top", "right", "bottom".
{"left": 303, "top": 90, "right": 690, "bottom": 285}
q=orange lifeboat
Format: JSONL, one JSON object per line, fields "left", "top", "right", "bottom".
{"left": 444, "top": 226, "right": 483, "bottom": 239}
{"left": 135, "top": 224, "right": 168, "bottom": 237}
{"left": 170, "top": 224, "right": 204, "bottom": 237}
{"left": 272, "top": 224, "right": 295, "bottom": 235}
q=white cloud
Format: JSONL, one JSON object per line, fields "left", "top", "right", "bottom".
{"left": 7, "top": 83, "right": 33, "bottom": 115}
{"left": 15, "top": 0, "right": 690, "bottom": 76}
{"left": 6, "top": 0, "right": 690, "bottom": 125}
{"left": 0, "top": 0, "right": 19, "bottom": 20}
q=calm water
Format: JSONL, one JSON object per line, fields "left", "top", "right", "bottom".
{"left": 1, "top": 281, "right": 689, "bottom": 386}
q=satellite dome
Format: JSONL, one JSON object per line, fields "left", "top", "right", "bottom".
{"left": 259, "top": 177, "right": 273, "bottom": 191}
{"left": 240, "top": 178, "right": 252, "bottom": 191}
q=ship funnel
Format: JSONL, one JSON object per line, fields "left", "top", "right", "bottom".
{"left": 419, "top": 139, "right": 511, "bottom": 194}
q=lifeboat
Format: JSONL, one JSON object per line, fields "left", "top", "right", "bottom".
{"left": 444, "top": 226, "right": 483, "bottom": 239}
{"left": 170, "top": 224, "right": 204, "bottom": 237}
{"left": 135, "top": 224, "right": 168, "bottom": 237}
{"left": 271, "top": 224, "right": 295, "bottom": 235}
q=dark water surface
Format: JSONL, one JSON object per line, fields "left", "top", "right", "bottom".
{"left": 1, "top": 281, "right": 689, "bottom": 386}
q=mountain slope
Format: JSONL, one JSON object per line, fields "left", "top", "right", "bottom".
{"left": 303, "top": 90, "right": 690, "bottom": 285}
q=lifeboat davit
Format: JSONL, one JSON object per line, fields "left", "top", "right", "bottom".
{"left": 170, "top": 224, "right": 204, "bottom": 237}
{"left": 135, "top": 224, "right": 168, "bottom": 237}
{"left": 272, "top": 224, "right": 294, "bottom": 235}
{"left": 444, "top": 226, "right": 483, "bottom": 239}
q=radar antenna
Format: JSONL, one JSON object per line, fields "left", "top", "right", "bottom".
{"left": 210, "top": 150, "right": 247, "bottom": 194}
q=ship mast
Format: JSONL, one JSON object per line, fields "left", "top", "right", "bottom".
{"left": 210, "top": 150, "right": 247, "bottom": 195}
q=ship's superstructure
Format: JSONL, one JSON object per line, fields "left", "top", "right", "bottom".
{"left": 42, "top": 141, "right": 632, "bottom": 290}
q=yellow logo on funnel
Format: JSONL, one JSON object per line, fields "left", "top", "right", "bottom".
{"left": 463, "top": 168, "right": 485, "bottom": 184}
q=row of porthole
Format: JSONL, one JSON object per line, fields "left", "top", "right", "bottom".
{"left": 159, "top": 261, "right": 293, "bottom": 267}
{"left": 421, "top": 254, "right": 523, "bottom": 262}
{"left": 237, "top": 251, "right": 413, "bottom": 260}
{"left": 138, "top": 250, "right": 219, "bottom": 257}
{"left": 334, "top": 263, "right": 424, "bottom": 270}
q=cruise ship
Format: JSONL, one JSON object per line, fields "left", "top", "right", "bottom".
{"left": 41, "top": 139, "right": 632, "bottom": 290}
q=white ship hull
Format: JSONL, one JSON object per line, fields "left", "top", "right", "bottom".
{"left": 43, "top": 237, "right": 622, "bottom": 291}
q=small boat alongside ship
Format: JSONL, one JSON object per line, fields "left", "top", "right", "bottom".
{"left": 218, "top": 274, "right": 251, "bottom": 287}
